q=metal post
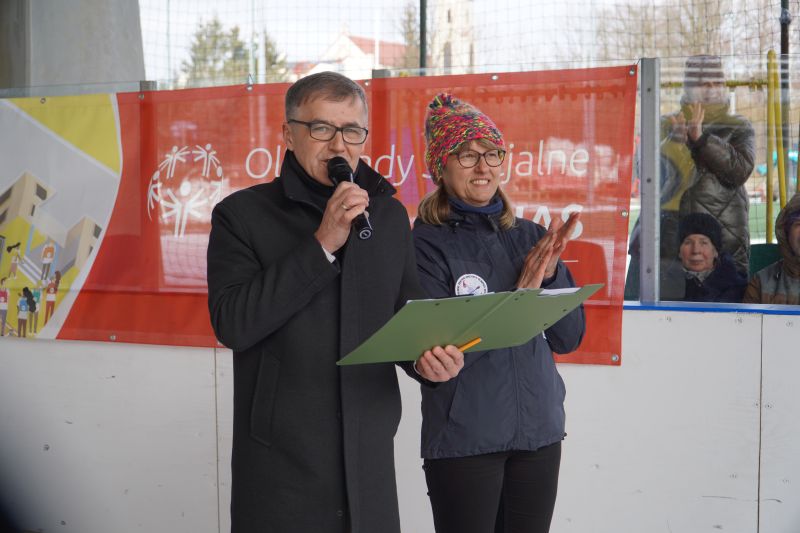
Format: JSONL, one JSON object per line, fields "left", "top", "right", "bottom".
{"left": 419, "top": 0, "right": 427, "bottom": 70}
{"left": 780, "top": 2, "right": 792, "bottom": 195}
{"left": 166, "top": 0, "right": 171, "bottom": 87}
{"left": 639, "top": 58, "right": 661, "bottom": 303}
{"left": 768, "top": 51, "right": 777, "bottom": 241}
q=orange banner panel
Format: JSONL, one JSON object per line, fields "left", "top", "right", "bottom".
{"left": 54, "top": 67, "right": 637, "bottom": 364}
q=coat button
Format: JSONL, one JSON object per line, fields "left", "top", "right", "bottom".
{"left": 336, "top": 510, "right": 344, "bottom": 518}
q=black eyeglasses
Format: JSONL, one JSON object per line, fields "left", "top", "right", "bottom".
{"left": 455, "top": 149, "right": 506, "bottom": 168}
{"left": 288, "top": 119, "right": 369, "bottom": 145}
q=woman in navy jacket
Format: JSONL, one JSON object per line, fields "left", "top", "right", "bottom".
{"left": 413, "top": 93, "right": 586, "bottom": 533}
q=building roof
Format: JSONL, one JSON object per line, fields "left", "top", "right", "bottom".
{"left": 347, "top": 35, "right": 407, "bottom": 68}
{"left": 291, "top": 61, "right": 317, "bottom": 77}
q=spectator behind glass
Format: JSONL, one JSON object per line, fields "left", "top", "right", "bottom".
{"left": 626, "top": 54, "right": 755, "bottom": 299}
{"left": 743, "top": 192, "right": 800, "bottom": 305}
{"left": 662, "top": 212, "right": 747, "bottom": 302}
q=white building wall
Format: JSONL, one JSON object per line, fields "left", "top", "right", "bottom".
{"left": 28, "top": 0, "right": 145, "bottom": 89}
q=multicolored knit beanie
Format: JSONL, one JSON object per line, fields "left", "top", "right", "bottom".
{"left": 424, "top": 93, "right": 505, "bottom": 183}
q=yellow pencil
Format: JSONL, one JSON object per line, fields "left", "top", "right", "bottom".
{"left": 457, "top": 337, "right": 482, "bottom": 352}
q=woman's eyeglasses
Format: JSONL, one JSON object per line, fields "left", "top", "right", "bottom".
{"left": 455, "top": 149, "right": 506, "bottom": 168}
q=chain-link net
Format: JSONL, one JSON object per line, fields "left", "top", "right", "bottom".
{"left": 139, "top": 0, "right": 800, "bottom": 85}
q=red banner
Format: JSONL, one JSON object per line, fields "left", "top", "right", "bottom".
{"left": 8, "top": 68, "right": 636, "bottom": 364}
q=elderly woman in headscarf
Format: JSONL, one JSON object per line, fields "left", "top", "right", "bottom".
{"left": 662, "top": 212, "right": 748, "bottom": 302}
{"left": 411, "top": 93, "right": 586, "bottom": 533}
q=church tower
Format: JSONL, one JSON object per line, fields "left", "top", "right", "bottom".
{"left": 429, "top": 0, "right": 475, "bottom": 74}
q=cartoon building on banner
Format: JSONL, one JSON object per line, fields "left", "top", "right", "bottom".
{"left": 0, "top": 172, "right": 102, "bottom": 338}
{"left": 0, "top": 95, "right": 121, "bottom": 340}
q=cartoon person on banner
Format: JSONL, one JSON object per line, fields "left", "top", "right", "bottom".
{"left": 17, "top": 290, "right": 29, "bottom": 338}
{"left": 44, "top": 271, "right": 61, "bottom": 324}
{"left": 31, "top": 281, "right": 42, "bottom": 334}
{"left": 147, "top": 170, "right": 163, "bottom": 221}
{"left": 9, "top": 249, "right": 20, "bottom": 280}
{"left": 209, "top": 165, "right": 225, "bottom": 207}
{"left": 192, "top": 143, "right": 220, "bottom": 178}
{"left": 0, "top": 277, "right": 8, "bottom": 336}
{"left": 159, "top": 145, "right": 189, "bottom": 180}
{"left": 160, "top": 184, "right": 207, "bottom": 237}
{"left": 40, "top": 239, "right": 56, "bottom": 280}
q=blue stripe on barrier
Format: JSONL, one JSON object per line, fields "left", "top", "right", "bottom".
{"left": 623, "top": 301, "right": 800, "bottom": 316}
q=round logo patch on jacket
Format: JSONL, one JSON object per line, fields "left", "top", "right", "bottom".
{"left": 455, "top": 273, "right": 489, "bottom": 296}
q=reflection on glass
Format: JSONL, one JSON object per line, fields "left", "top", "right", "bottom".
{"left": 626, "top": 54, "right": 757, "bottom": 303}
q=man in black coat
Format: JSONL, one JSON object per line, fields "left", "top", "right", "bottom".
{"left": 207, "top": 71, "right": 464, "bottom": 533}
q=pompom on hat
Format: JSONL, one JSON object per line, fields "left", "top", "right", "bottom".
{"left": 424, "top": 93, "right": 505, "bottom": 183}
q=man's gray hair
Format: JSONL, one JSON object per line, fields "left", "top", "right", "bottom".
{"left": 285, "top": 71, "right": 368, "bottom": 120}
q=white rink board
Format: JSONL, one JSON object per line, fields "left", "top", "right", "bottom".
{"left": 0, "top": 338, "right": 218, "bottom": 533}
{"left": 552, "top": 310, "right": 762, "bottom": 533}
{"left": 216, "top": 349, "right": 234, "bottom": 533}
{"left": 760, "top": 314, "right": 800, "bottom": 533}
{"left": 395, "top": 310, "right": 765, "bottom": 533}
{"left": 1, "top": 309, "right": 798, "bottom": 533}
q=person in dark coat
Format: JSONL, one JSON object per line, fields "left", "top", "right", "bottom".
{"left": 206, "top": 72, "right": 464, "bottom": 533}
{"left": 626, "top": 54, "right": 755, "bottom": 299}
{"left": 743, "top": 192, "right": 800, "bottom": 305}
{"left": 412, "top": 93, "right": 586, "bottom": 533}
{"left": 661, "top": 212, "right": 748, "bottom": 302}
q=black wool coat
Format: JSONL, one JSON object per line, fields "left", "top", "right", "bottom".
{"left": 207, "top": 153, "right": 422, "bottom": 533}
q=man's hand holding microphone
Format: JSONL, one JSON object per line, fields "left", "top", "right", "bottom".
{"left": 315, "top": 156, "right": 373, "bottom": 254}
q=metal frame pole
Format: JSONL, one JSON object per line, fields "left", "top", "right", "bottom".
{"left": 419, "top": 0, "right": 427, "bottom": 70}
{"left": 780, "top": 2, "right": 792, "bottom": 195}
{"left": 639, "top": 58, "right": 661, "bottom": 303}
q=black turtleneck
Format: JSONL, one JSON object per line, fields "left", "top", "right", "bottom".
{"left": 285, "top": 149, "right": 335, "bottom": 213}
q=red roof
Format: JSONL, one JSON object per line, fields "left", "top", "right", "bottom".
{"left": 292, "top": 61, "right": 317, "bottom": 75}
{"left": 347, "top": 35, "right": 407, "bottom": 68}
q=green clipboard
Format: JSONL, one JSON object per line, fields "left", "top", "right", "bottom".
{"left": 337, "top": 283, "right": 603, "bottom": 365}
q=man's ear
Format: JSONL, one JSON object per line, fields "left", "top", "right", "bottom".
{"left": 282, "top": 122, "right": 294, "bottom": 150}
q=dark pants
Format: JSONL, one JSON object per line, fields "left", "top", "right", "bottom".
{"left": 423, "top": 442, "right": 562, "bottom": 533}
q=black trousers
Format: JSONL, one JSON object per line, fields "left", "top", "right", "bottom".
{"left": 423, "top": 442, "right": 561, "bottom": 533}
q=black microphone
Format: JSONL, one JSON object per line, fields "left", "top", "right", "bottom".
{"left": 327, "top": 156, "right": 373, "bottom": 240}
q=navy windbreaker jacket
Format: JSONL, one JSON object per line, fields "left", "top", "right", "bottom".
{"left": 412, "top": 209, "right": 586, "bottom": 459}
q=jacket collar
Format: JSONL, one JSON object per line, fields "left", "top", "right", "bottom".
{"left": 442, "top": 207, "right": 502, "bottom": 233}
{"left": 280, "top": 150, "right": 395, "bottom": 211}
